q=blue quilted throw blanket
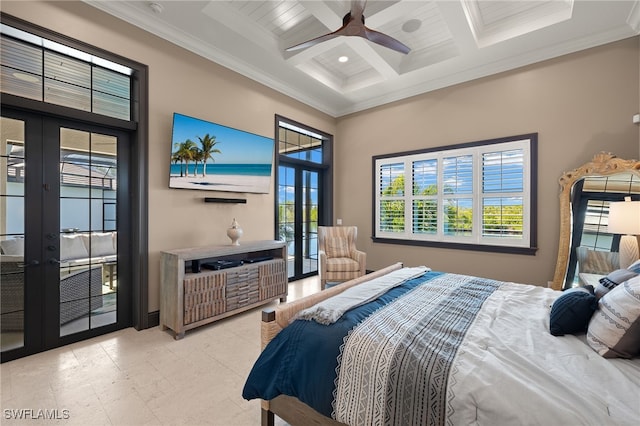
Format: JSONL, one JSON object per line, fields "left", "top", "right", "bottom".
{"left": 333, "top": 273, "right": 501, "bottom": 425}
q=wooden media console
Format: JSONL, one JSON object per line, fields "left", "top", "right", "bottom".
{"left": 160, "top": 240, "right": 287, "bottom": 339}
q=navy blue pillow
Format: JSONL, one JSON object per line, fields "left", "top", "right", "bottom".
{"left": 549, "top": 287, "right": 597, "bottom": 336}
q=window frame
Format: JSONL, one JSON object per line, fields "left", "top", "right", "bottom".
{"left": 372, "top": 134, "right": 538, "bottom": 255}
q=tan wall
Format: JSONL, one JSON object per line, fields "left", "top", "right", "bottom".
{"left": 2, "top": 2, "right": 639, "bottom": 307}
{"left": 1, "top": 1, "right": 336, "bottom": 311}
{"left": 335, "top": 36, "right": 639, "bottom": 286}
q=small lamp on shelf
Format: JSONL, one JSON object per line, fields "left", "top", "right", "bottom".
{"left": 608, "top": 196, "right": 640, "bottom": 269}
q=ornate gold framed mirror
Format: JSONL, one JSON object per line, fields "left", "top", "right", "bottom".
{"left": 551, "top": 153, "right": 640, "bottom": 290}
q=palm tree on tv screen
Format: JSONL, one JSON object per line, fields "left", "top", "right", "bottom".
{"left": 198, "top": 133, "right": 222, "bottom": 177}
{"left": 173, "top": 139, "right": 197, "bottom": 177}
{"left": 191, "top": 146, "right": 204, "bottom": 176}
{"left": 171, "top": 151, "right": 184, "bottom": 177}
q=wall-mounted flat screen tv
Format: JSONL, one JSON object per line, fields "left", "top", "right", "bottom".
{"left": 169, "top": 113, "right": 274, "bottom": 194}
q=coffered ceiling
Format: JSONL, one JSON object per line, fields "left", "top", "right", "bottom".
{"left": 84, "top": 1, "right": 640, "bottom": 117}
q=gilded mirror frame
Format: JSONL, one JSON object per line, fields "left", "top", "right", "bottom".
{"left": 551, "top": 152, "right": 640, "bottom": 290}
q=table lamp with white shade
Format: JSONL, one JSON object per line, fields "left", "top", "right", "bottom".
{"left": 608, "top": 196, "right": 640, "bottom": 269}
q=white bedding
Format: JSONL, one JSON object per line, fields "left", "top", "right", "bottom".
{"left": 447, "top": 282, "right": 640, "bottom": 425}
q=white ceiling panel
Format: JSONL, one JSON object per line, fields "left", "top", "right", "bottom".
{"left": 463, "top": 0, "right": 575, "bottom": 47}
{"left": 83, "top": 0, "right": 640, "bottom": 117}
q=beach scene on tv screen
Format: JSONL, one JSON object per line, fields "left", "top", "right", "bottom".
{"left": 170, "top": 113, "right": 274, "bottom": 193}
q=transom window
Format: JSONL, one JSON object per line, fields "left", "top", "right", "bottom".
{"left": 278, "top": 121, "right": 323, "bottom": 163}
{"left": 1, "top": 24, "right": 132, "bottom": 121}
{"left": 373, "top": 134, "right": 537, "bottom": 254}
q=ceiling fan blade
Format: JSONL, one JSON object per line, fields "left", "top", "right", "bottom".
{"left": 285, "top": 30, "right": 344, "bottom": 52}
{"left": 285, "top": 0, "right": 410, "bottom": 54}
{"left": 286, "top": 12, "right": 356, "bottom": 53}
{"left": 363, "top": 27, "right": 411, "bottom": 54}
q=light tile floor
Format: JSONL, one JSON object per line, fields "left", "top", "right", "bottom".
{"left": 0, "top": 276, "right": 322, "bottom": 425}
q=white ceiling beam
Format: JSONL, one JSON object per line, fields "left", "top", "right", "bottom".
{"left": 295, "top": 61, "right": 344, "bottom": 93}
{"left": 300, "top": 0, "right": 343, "bottom": 30}
{"left": 365, "top": 0, "right": 417, "bottom": 28}
{"left": 346, "top": 38, "right": 399, "bottom": 79}
{"left": 627, "top": 0, "right": 640, "bottom": 32}
{"left": 284, "top": 36, "right": 344, "bottom": 66}
{"left": 201, "top": 1, "right": 280, "bottom": 50}
{"left": 436, "top": 0, "right": 480, "bottom": 54}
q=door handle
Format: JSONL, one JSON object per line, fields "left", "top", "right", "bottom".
{"left": 19, "top": 260, "right": 40, "bottom": 268}
{"left": 48, "top": 258, "right": 61, "bottom": 265}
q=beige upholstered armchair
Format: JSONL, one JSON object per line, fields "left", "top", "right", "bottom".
{"left": 318, "top": 226, "right": 366, "bottom": 290}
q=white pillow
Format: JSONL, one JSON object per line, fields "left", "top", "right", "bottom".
{"left": 595, "top": 268, "right": 638, "bottom": 299}
{"left": 587, "top": 275, "right": 640, "bottom": 358}
{"left": 81, "top": 232, "right": 116, "bottom": 257}
{"left": 627, "top": 259, "right": 640, "bottom": 274}
{"left": 0, "top": 238, "right": 24, "bottom": 256}
{"left": 60, "top": 234, "right": 89, "bottom": 260}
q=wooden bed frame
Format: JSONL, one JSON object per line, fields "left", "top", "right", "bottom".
{"left": 258, "top": 262, "right": 404, "bottom": 426}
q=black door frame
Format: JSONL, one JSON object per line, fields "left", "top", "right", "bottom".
{"left": 1, "top": 12, "right": 149, "bottom": 356}
{"left": 1, "top": 108, "right": 135, "bottom": 361}
{"left": 274, "top": 115, "right": 333, "bottom": 281}
{"left": 44, "top": 116, "right": 133, "bottom": 350}
{"left": 278, "top": 162, "right": 324, "bottom": 280}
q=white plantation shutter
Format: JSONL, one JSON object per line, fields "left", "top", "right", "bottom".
{"left": 443, "top": 155, "right": 473, "bottom": 194}
{"left": 378, "top": 162, "right": 405, "bottom": 233}
{"left": 412, "top": 159, "right": 437, "bottom": 234}
{"left": 481, "top": 149, "right": 525, "bottom": 239}
{"left": 374, "top": 135, "right": 536, "bottom": 252}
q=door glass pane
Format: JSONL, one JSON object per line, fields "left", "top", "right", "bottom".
{"left": 302, "top": 170, "right": 318, "bottom": 275}
{"left": 59, "top": 127, "right": 117, "bottom": 337}
{"left": 1, "top": 116, "right": 26, "bottom": 352}
{"left": 278, "top": 165, "right": 295, "bottom": 278}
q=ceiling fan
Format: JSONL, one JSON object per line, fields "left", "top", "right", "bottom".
{"left": 286, "top": 0, "right": 411, "bottom": 54}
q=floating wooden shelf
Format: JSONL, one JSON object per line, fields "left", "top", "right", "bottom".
{"left": 204, "top": 197, "right": 247, "bottom": 204}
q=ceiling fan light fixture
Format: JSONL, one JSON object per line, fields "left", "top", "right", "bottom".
{"left": 402, "top": 19, "right": 422, "bottom": 33}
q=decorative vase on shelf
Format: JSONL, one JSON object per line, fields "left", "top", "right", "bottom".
{"left": 227, "top": 218, "right": 243, "bottom": 246}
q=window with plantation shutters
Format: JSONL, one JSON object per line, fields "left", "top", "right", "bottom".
{"left": 373, "top": 134, "right": 537, "bottom": 254}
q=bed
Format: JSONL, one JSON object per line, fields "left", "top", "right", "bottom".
{"left": 243, "top": 262, "right": 640, "bottom": 426}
